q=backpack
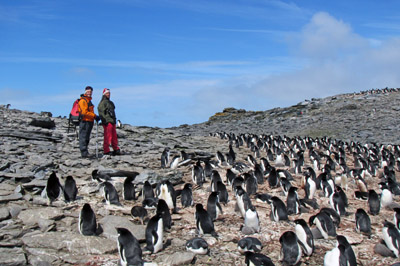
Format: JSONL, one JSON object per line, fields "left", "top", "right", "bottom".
{"left": 67, "top": 97, "right": 85, "bottom": 134}
{"left": 69, "top": 99, "right": 81, "bottom": 125}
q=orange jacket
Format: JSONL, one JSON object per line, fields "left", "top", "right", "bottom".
{"left": 78, "top": 95, "right": 96, "bottom": 122}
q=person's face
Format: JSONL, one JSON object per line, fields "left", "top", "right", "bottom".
{"left": 105, "top": 92, "right": 110, "bottom": 98}
{"left": 85, "top": 90, "right": 93, "bottom": 97}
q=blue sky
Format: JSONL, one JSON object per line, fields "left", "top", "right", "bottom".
{"left": 1, "top": 0, "right": 400, "bottom": 128}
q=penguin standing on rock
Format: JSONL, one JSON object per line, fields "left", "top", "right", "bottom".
{"left": 380, "top": 182, "right": 393, "bottom": 209}
{"left": 324, "top": 244, "right": 347, "bottom": 266}
{"left": 286, "top": 187, "right": 301, "bottom": 215}
{"left": 45, "top": 171, "right": 63, "bottom": 204}
{"left": 157, "top": 199, "right": 172, "bottom": 230}
{"left": 279, "top": 231, "right": 302, "bottom": 266}
{"left": 123, "top": 176, "right": 136, "bottom": 201}
{"left": 63, "top": 175, "right": 78, "bottom": 202}
{"left": 336, "top": 235, "right": 357, "bottom": 266}
{"left": 156, "top": 180, "right": 176, "bottom": 212}
{"left": 116, "top": 227, "right": 144, "bottom": 266}
{"left": 309, "top": 211, "right": 336, "bottom": 239}
{"left": 102, "top": 181, "right": 121, "bottom": 206}
{"left": 145, "top": 213, "right": 164, "bottom": 254}
{"left": 382, "top": 220, "right": 400, "bottom": 258}
{"left": 294, "top": 219, "right": 314, "bottom": 256}
{"left": 394, "top": 208, "right": 400, "bottom": 230}
{"left": 142, "top": 181, "right": 154, "bottom": 200}
{"left": 180, "top": 183, "right": 194, "bottom": 208}
{"left": 161, "top": 147, "right": 170, "bottom": 168}
{"left": 195, "top": 204, "right": 218, "bottom": 237}
{"left": 207, "top": 192, "right": 223, "bottom": 221}
{"left": 368, "top": 189, "right": 380, "bottom": 215}
{"left": 270, "top": 196, "right": 288, "bottom": 222}
{"left": 243, "top": 205, "right": 260, "bottom": 234}
{"left": 79, "top": 203, "right": 97, "bottom": 236}
{"left": 355, "top": 208, "right": 371, "bottom": 235}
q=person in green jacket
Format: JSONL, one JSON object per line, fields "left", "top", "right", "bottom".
{"left": 98, "top": 88, "right": 121, "bottom": 156}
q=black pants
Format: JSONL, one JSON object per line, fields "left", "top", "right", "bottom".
{"left": 79, "top": 121, "right": 94, "bottom": 156}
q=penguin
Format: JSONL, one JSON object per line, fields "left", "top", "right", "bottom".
{"left": 63, "top": 175, "right": 77, "bottom": 202}
{"left": 45, "top": 171, "right": 63, "bottom": 204}
{"left": 368, "top": 189, "right": 380, "bottom": 215}
{"left": 192, "top": 162, "right": 205, "bottom": 186}
{"left": 320, "top": 207, "right": 341, "bottom": 228}
{"left": 142, "top": 181, "right": 154, "bottom": 200}
{"left": 294, "top": 219, "right": 314, "bottom": 256}
{"left": 156, "top": 180, "right": 176, "bottom": 212}
{"left": 324, "top": 244, "right": 348, "bottom": 266}
{"left": 232, "top": 176, "right": 245, "bottom": 192}
{"left": 247, "top": 154, "right": 257, "bottom": 168}
{"left": 355, "top": 208, "right": 371, "bottom": 235}
{"left": 142, "top": 197, "right": 158, "bottom": 210}
{"left": 131, "top": 206, "right": 148, "bottom": 225}
{"left": 157, "top": 199, "right": 172, "bottom": 230}
{"left": 270, "top": 196, "right": 288, "bottom": 222}
{"left": 216, "top": 181, "right": 229, "bottom": 204}
{"left": 161, "top": 147, "right": 170, "bottom": 168}
{"left": 227, "top": 144, "right": 236, "bottom": 165}
{"left": 244, "top": 173, "right": 258, "bottom": 196}
{"left": 330, "top": 189, "right": 347, "bottom": 216}
{"left": 145, "top": 213, "right": 164, "bottom": 254}
{"left": 380, "top": 182, "right": 393, "bottom": 209}
{"left": 238, "top": 237, "right": 263, "bottom": 254}
{"left": 123, "top": 176, "right": 136, "bottom": 201}
{"left": 243, "top": 205, "right": 260, "bottom": 234}
{"left": 309, "top": 211, "right": 336, "bottom": 239}
{"left": 235, "top": 187, "right": 253, "bottom": 218}
{"left": 245, "top": 252, "right": 275, "bottom": 266}
{"left": 304, "top": 174, "right": 316, "bottom": 200}
{"left": 279, "top": 231, "right": 302, "bottom": 266}
{"left": 335, "top": 186, "right": 348, "bottom": 207}
{"left": 382, "top": 220, "right": 400, "bottom": 258}
{"left": 211, "top": 170, "right": 223, "bottom": 192}
{"left": 255, "top": 193, "right": 273, "bottom": 203}
{"left": 181, "top": 183, "right": 194, "bottom": 208}
{"left": 280, "top": 177, "right": 292, "bottom": 197}
{"left": 170, "top": 155, "right": 181, "bottom": 169}
{"left": 286, "top": 187, "right": 300, "bottom": 215}
{"left": 102, "top": 181, "right": 121, "bottom": 205}
{"left": 207, "top": 192, "right": 223, "bottom": 221}
{"left": 216, "top": 151, "right": 226, "bottom": 166}
{"left": 204, "top": 160, "right": 214, "bottom": 179}
{"left": 394, "top": 208, "right": 400, "bottom": 230}
{"left": 336, "top": 235, "right": 357, "bottom": 266}
{"left": 195, "top": 204, "right": 217, "bottom": 237}
{"left": 79, "top": 203, "right": 97, "bottom": 236}
{"left": 355, "top": 175, "right": 368, "bottom": 193}
{"left": 254, "top": 163, "right": 264, "bottom": 184}
{"left": 267, "top": 167, "right": 279, "bottom": 188}
{"left": 226, "top": 169, "right": 237, "bottom": 186}
{"left": 186, "top": 237, "right": 209, "bottom": 255}
{"left": 116, "top": 227, "right": 144, "bottom": 266}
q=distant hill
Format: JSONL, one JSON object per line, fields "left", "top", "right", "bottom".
{"left": 178, "top": 88, "right": 400, "bottom": 145}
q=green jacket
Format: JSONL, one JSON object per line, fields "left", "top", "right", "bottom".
{"left": 98, "top": 96, "right": 116, "bottom": 124}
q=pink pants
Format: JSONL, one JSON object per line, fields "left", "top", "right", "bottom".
{"left": 103, "top": 123, "right": 119, "bottom": 153}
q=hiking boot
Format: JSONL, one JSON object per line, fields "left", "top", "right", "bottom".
{"left": 81, "top": 151, "right": 90, "bottom": 158}
{"left": 113, "top": 149, "right": 121, "bottom": 156}
{"left": 103, "top": 151, "right": 112, "bottom": 156}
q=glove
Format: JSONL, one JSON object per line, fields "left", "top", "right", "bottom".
{"left": 95, "top": 115, "right": 101, "bottom": 122}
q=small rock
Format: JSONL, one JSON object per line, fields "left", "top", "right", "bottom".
{"left": 0, "top": 193, "right": 23, "bottom": 203}
{"left": 18, "top": 207, "right": 64, "bottom": 226}
{"left": 158, "top": 252, "right": 195, "bottom": 266}
{"left": 0, "top": 207, "right": 10, "bottom": 221}
{"left": 0, "top": 247, "right": 27, "bottom": 266}
{"left": 99, "top": 215, "right": 146, "bottom": 241}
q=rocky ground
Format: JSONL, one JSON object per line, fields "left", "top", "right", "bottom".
{"left": 0, "top": 88, "right": 399, "bottom": 266}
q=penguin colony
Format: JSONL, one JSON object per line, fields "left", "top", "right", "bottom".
{"left": 44, "top": 132, "right": 400, "bottom": 265}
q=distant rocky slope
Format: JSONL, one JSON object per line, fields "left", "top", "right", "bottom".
{"left": 180, "top": 88, "right": 400, "bottom": 145}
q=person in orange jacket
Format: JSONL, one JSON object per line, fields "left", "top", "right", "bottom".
{"left": 78, "top": 86, "right": 100, "bottom": 158}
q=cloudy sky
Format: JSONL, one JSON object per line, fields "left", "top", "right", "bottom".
{"left": 1, "top": 0, "right": 400, "bottom": 127}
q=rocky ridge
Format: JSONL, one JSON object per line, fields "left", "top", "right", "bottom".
{"left": 0, "top": 88, "right": 399, "bottom": 266}
{"left": 180, "top": 88, "right": 400, "bottom": 145}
